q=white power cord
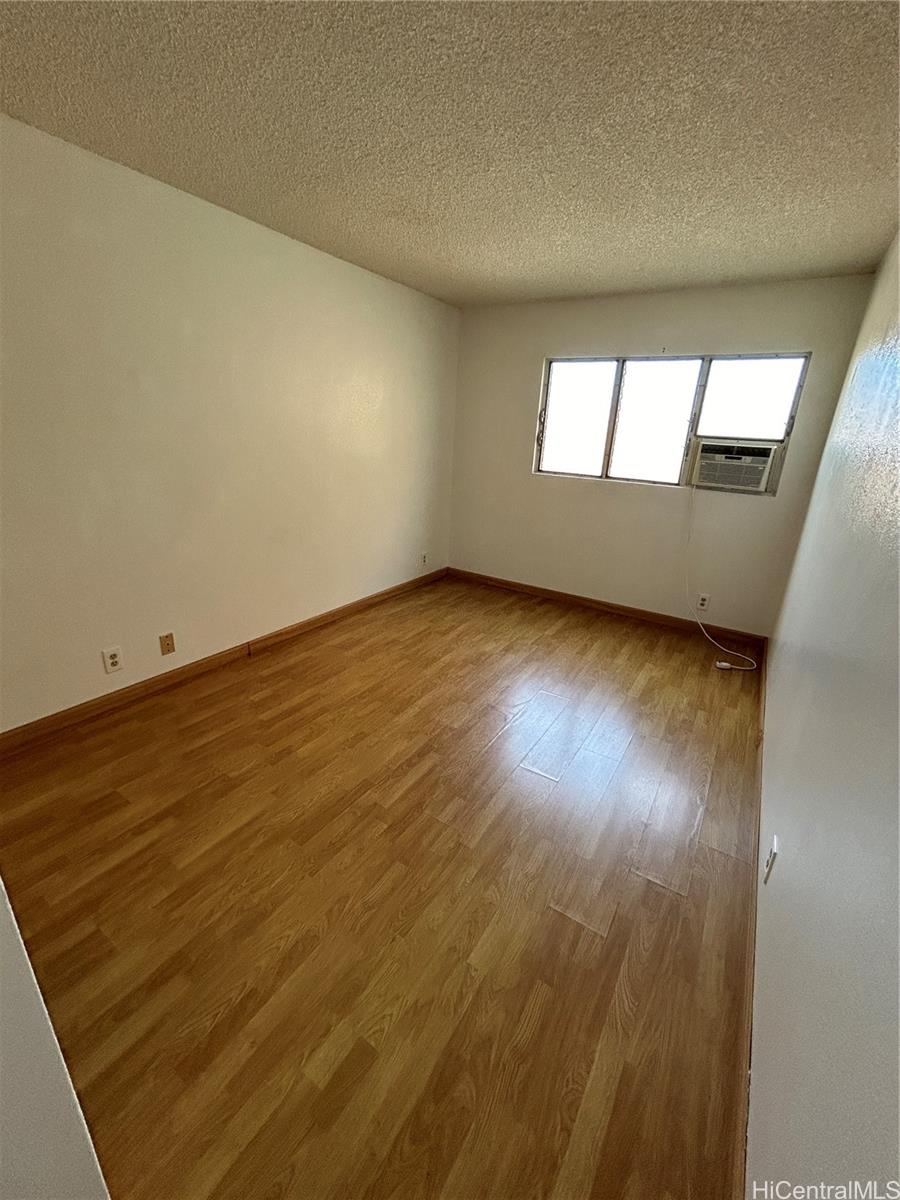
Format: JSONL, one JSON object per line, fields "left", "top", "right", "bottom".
{"left": 683, "top": 484, "right": 757, "bottom": 672}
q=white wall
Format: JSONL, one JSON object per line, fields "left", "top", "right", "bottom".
{"left": 0, "top": 117, "right": 459, "bottom": 731}
{"left": 0, "top": 880, "right": 109, "bottom": 1200}
{"left": 451, "top": 276, "right": 872, "bottom": 636}
{"left": 746, "top": 240, "right": 899, "bottom": 1189}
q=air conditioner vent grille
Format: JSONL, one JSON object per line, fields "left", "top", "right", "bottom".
{"left": 697, "top": 460, "right": 767, "bottom": 489}
{"left": 691, "top": 438, "right": 779, "bottom": 494}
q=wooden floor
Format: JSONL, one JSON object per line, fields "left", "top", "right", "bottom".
{"left": 1, "top": 578, "right": 761, "bottom": 1200}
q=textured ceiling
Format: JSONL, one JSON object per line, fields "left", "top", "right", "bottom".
{"left": 1, "top": 2, "right": 897, "bottom": 306}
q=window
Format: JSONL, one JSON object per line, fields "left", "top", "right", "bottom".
{"left": 608, "top": 358, "right": 702, "bottom": 484}
{"left": 535, "top": 353, "right": 808, "bottom": 491}
{"left": 538, "top": 360, "right": 618, "bottom": 476}
{"left": 697, "top": 356, "right": 806, "bottom": 440}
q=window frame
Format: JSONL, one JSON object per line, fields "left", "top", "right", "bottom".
{"left": 534, "top": 351, "right": 810, "bottom": 493}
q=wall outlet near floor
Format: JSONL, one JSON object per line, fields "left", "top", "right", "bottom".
{"left": 696, "top": 593, "right": 711, "bottom": 612}
{"left": 102, "top": 646, "right": 123, "bottom": 674}
{"left": 763, "top": 835, "right": 779, "bottom": 884}
{"left": 159, "top": 632, "right": 176, "bottom": 656}
{"left": 421, "top": 552, "right": 428, "bottom": 566}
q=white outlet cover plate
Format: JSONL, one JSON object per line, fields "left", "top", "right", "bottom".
{"left": 102, "top": 646, "right": 123, "bottom": 674}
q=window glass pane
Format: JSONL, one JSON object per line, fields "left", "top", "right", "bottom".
{"left": 698, "top": 356, "right": 805, "bottom": 440}
{"left": 539, "top": 360, "right": 617, "bottom": 476}
{"left": 608, "top": 358, "right": 702, "bottom": 484}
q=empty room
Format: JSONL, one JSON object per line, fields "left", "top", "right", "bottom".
{"left": 0, "top": 3, "right": 897, "bottom": 1199}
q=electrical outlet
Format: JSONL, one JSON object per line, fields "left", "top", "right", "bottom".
{"left": 763, "top": 834, "right": 779, "bottom": 884}
{"left": 421, "top": 553, "right": 428, "bottom": 566}
{"left": 159, "top": 632, "right": 176, "bottom": 656}
{"left": 696, "top": 593, "right": 710, "bottom": 612}
{"left": 102, "top": 646, "right": 123, "bottom": 674}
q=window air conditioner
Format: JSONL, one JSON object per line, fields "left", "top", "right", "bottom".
{"left": 690, "top": 438, "right": 780, "bottom": 494}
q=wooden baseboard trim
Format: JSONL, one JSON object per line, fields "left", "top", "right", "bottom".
{"left": 0, "top": 568, "right": 448, "bottom": 759}
{"left": 248, "top": 568, "right": 448, "bottom": 654}
{"left": 0, "top": 644, "right": 250, "bottom": 759}
{"left": 445, "top": 567, "right": 765, "bottom": 647}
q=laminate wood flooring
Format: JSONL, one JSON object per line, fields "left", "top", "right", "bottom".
{"left": 0, "top": 578, "right": 761, "bottom": 1199}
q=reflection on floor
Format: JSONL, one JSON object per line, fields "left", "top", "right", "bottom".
{"left": 1, "top": 578, "right": 761, "bottom": 1199}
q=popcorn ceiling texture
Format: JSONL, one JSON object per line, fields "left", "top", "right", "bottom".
{"left": 1, "top": 1, "right": 896, "bottom": 305}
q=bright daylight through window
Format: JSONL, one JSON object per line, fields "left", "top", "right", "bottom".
{"left": 608, "top": 358, "right": 702, "bottom": 484}
{"left": 698, "top": 356, "right": 806, "bottom": 440}
{"left": 536, "top": 353, "right": 807, "bottom": 489}
{"left": 538, "top": 360, "right": 618, "bottom": 476}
